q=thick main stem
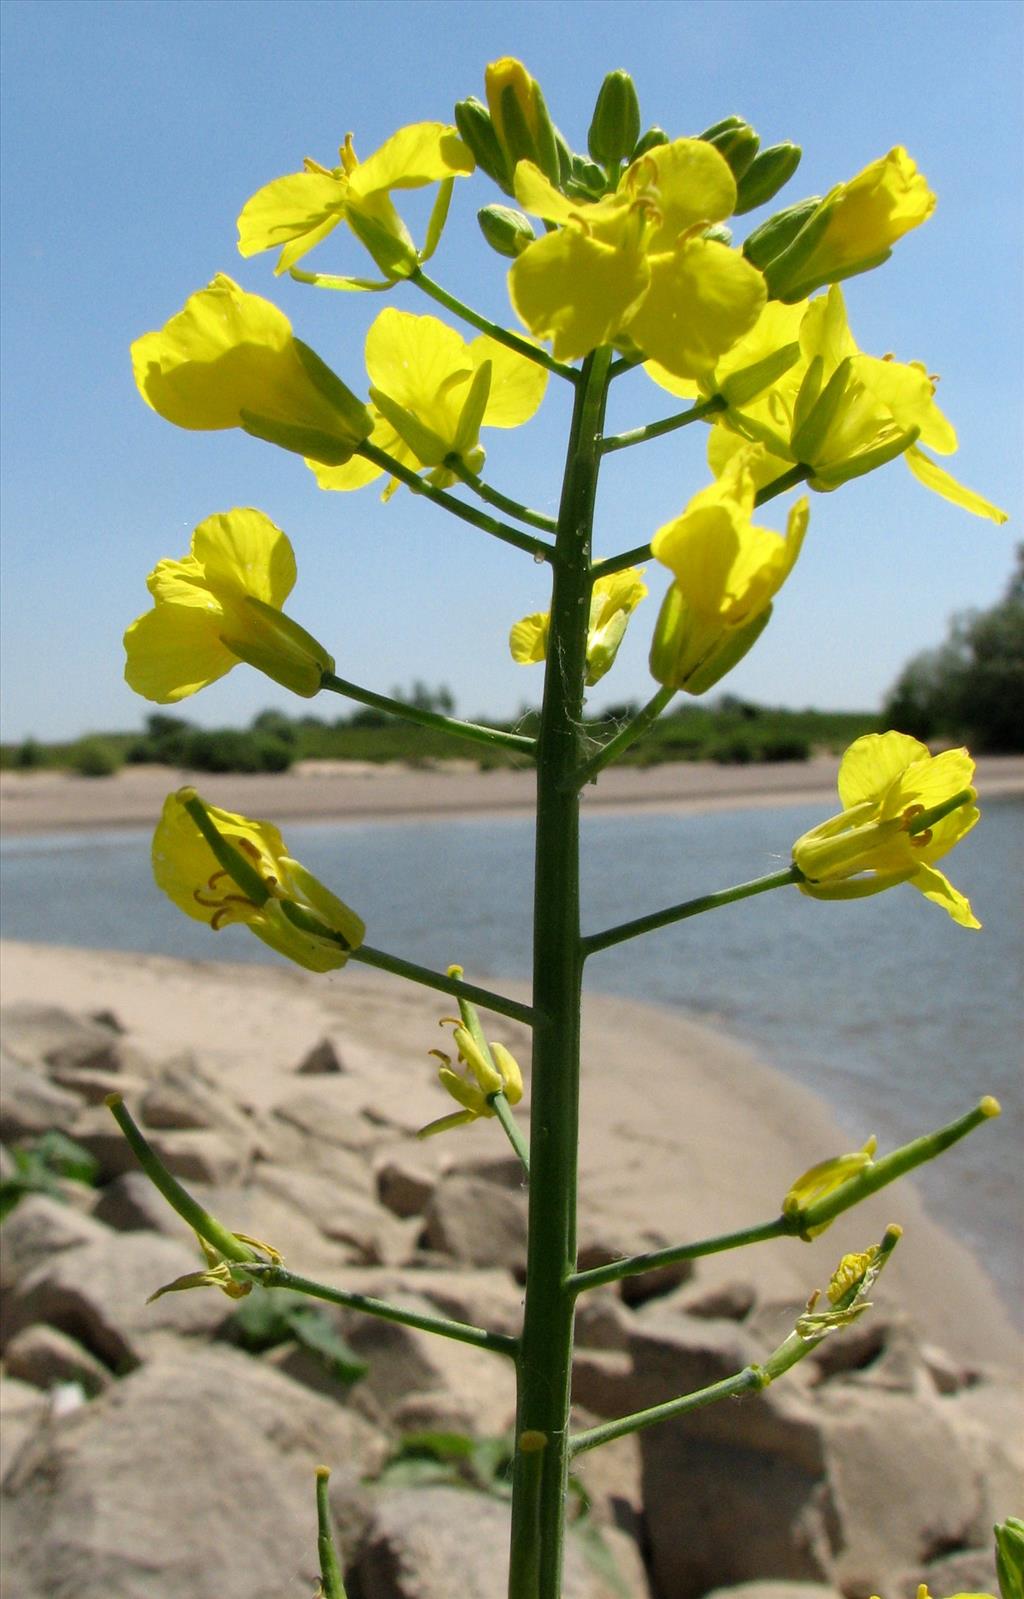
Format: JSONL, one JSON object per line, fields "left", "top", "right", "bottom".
{"left": 507, "top": 349, "right": 612, "bottom": 1599}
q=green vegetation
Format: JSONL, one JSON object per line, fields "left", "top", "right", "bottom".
{"left": 882, "top": 548, "right": 1024, "bottom": 752}
{"left": 1, "top": 696, "right": 880, "bottom": 774}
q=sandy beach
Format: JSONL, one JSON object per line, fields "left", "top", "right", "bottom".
{"left": 3, "top": 753, "right": 1024, "bottom": 836}
{"left": 2, "top": 937, "right": 1019, "bottom": 1372}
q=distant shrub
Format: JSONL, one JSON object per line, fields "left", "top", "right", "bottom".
{"left": 183, "top": 729, "right": 294, "bottom": 773}
{"left": 707, "top": 736, "right": 755, "bottom": 764}
{"left": 69, "top": 737, "right": 122, "bottom": 777}
{"left": 15, "top": 737, "right": 47, "bottom": 770}
{"left": 757, "top": 734, "right": 811, "bottom": 762}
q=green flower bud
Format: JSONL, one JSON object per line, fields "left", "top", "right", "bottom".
{"left": 741, "top": 195, "right": 821, "bottom": 270}
{"left": 454, "top": 96, "right": 513, "bottom": 193}
{"left": 485, "top": 57, "right": 562, "bottom": 189}
{"left": 734, "top": 142, "right": 802, "bottom": 215}
{"left": 995, "top": 1516, "right": 1024, "bottom": 1599}
{"left": 697, "top": 115, "right": 747, "bottom": 141}
{"left": 477, "top": 204, "right": 537, "bottom": 258}
{"left": 587, "top": 69, "right": 641, "bottom": 169}
{"left": 629, "top": 125, "right": 669, "bottom": 162}
{"left": 567, "top": 153, "right": 609, "bottom": 198}
{"left": 704, "top": 122, "right": 761, "bottom": 181}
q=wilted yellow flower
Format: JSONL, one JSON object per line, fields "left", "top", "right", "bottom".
{"left": 418, "top": 988, "right": 524, "bottom": 1139}
{"left": 124, "top": 509, "right": 332, "bottom": 703}
{"left": 782, "top": 1136, "right": 877, "bottom": 1236}
{"left": 764, "top": 147, "right": 935, "bottom": 303}
{"left": 793, "top": 732, "right": 980, "bottom": 928}
{"left": 131, "top": 275, "right": 372, "bottom": 466}
{"left": 237, "top": 122, "right": 473, "bottom": 278}
{"left": 149, "top": 1232, "right": 281, "bottom": 1303}
{"left": 153, "top": 789, "right": 365, "bottom": 973}
{"left": 509, "top": 139, "right": 765, "bottom": 376}
{"left": 510, "top": 568, "right": 648, "bottom": 687}
{"left": 649, "top": 453, "right": 807, "bottom": 694}
{"left": 702, "top": 287, "right": 1006, "bottom": 520}
{"left": 310, "top": 308, "right": 547, "bottom": 496}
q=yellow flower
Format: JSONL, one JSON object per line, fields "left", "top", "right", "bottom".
{"left": 310, "top": 308, "right": 547, "bottom": 496}
{"left": 510, "top": 568, "right": 648, "bottom": 687}
{"left": 237, "top": 122, "right": 473, "bottom": 279}
{"left": 509, "top": 139, "right": 766, "bottom": 376}
{"left": 124, "top": 508, "right": 332, "bottom": 703}
{"left": 153, "top": 788, "right": 365, "bottom": 973}
{"left": 131, "top": 275, "right": 372, "bottom": 466}
{"left": 782, "top": 1136, "right": 877, "bottom": 1236}
{"left": 793, "top": 731, "right": 981, "bottom": 928}
{"left": 764, "top": 148, "right": 935, "bottom": 303}
{"left": 649, "top": 452, "right": 808, "bottom": 694}
{"left": 418, "top": 975, "right": 525, "bottom": 1139}
{"left": 701, "top": 287, "right": 1006, "bottom": 521}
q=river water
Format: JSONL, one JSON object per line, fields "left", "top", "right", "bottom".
{"left": 3, "top": 796, "right": 1020, "bottom": 1317}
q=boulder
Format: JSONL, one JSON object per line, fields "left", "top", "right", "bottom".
{"left": 295, "top": 1036, "right": 346, "bottom": 1074}
{"left": 0, "top": 1192, "right": 111, "bottom": 1293}
{"left": 138, "top": 1052, "right": 253, "bottom": 1134}
{"left": 375, "top": 1153, "right": 437, "bottom": 1218}
{"left": 421, "top": 1173, "right": 528, "bottom": 1272}
{"left": 348, "top": 1484, "right": 651, "bottom": 1599}
{"left": 576, "top": 1217, "right": 694, "bottom": 1307}
{"left": 1, "top": 1344, "right": 387, "bottom": 1599}
{"left": 0, "top": 1376, "right": 49, "bottom": 1480}
{"left": 0, "top": 1052, "right": 83, "bottom": 1142}
{"left": 253, "top": 1164, "right": 416, "bottom": 1266}
{"left": 4, "top": 1324, "right": 113, "bottom": 1396}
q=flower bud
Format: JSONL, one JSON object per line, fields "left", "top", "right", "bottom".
{"left": 703, "top": 121, "right": 760, "bottom": 182}
{"left": 629, "top": 125, "right": 669, "bottom": 162}
{"left": 587, "top": 69, "right": 641, "bottom": 170}
{"left": 477, "top": 203, "right": 537, "bottom": 258}
{"left": 344, "top": 207, "right": 419, "bottom": 280}
{"left": 485, "top": 57, "right": 562, "bottom": 189}
{"left": 734, "top": 142, "right": 802, "bottom": 215}
{"left": 742, "top": 196, "right": 821, "bottom": 270}
{"left": 649, "top": 584, "right": 772, "bottom": 695}
{"left": 454, "top": 96, "right": 513, "bottom": 193}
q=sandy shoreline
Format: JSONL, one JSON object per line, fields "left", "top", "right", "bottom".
{"left": 2, "top": 937, "right": 1019, "bottom": 1372}
{"left": 3, "top": 753, "right": 1024, "bottom": 837}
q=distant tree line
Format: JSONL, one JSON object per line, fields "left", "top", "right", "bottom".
{"left": 882, "top": 548, "right": 1024, "bottom": 753}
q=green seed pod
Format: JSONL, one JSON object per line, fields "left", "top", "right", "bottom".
{"left": 734, "top": 142, "right": 803, "bottom": 215}
{"left": 477, "top": 204, "right": 537, "bottom": 259}
{"left": 629, "top": 126, "right": 669, "bottom": 162}
{"left": 705, "top": 123, "right": 761, "bottom": 181}
{"left": 742, "top": 196, "right": 820, "bottom": 270}
{"left": 587, "top": 69, "right": 641, "bottom": 169}
{"left": 454, "top": 97, "right": 512, "bottom": 193}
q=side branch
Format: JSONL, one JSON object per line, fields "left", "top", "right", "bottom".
{"left": 445, "top": 457, "right": 558, "bottom": 534}
{"left": 571, "top": 1367, "right": 763, "bottom": 1456}
{"left": 571, "top": 686, "right": 675, "bottom": 789}
{"left": 570, "top": 1219, "right": 790, "bottom": 1296}
{"left": 350, "top": 944, "right": 535, "bottom": 1027}
{"left": 599, "top": 396, "right": 725, "bottom": 455}
{"left": 357, "top": 441, "right": 553, "bottom": 560}
{"left": 582, "top": 867, "right": 800, "bottom": 956}
{"left": 243, "top": 1264, "right": 519, "bottom": 1358}
{"left": 410, "top": 269, "right": 579, "bottom": 383}
{"left": 320, "top": 672, "right": 535, "bottom": 758}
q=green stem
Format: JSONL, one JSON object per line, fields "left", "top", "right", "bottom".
{"left": 242, "top": 1264, "right": 518, "bottom": 1358}
{"left": 607, "top": 355, "right": 642, "bottom": 380}
{"left": 445, "top": 457, "right": 558, "bottom": 534}
{"left": 582, "top": 866, "right": 800, "bottom": 957}
{"left": 490, "top": 1090, "right": 531, "bottom": 1176}
{"left": 599, "top": 396, "right": 725, "bottom": 455}
{"left": 320, "top": 672, "right": 535, "bottom": 758}
{"left": 410, "top": 268, "right": 579, "bottom": 383}
{"left": 105, "top": 1095, "right": 257, "bottom": 1264}
{"left": 357, "top": 440, "right": 552, "bottom": 561}
{"left": 349, "top": 944, "right": 534, "bottom": 1027}
{"left": 314, "top": 1468, "right": 348, "bottom": 1599}
{"left": 572, "top": 686, "right": 675, "bottom": 789}
{"left": 591, "top": 460, "right": 811, "bottom": 579}
{"left": 571, "top": 1366, "right": 763, "bottom": 1456}
{"left": 508, "top": 346, "right": 613, "bottom": 1599}
{"left": 570, "top": 1218, "right": 790, "bottom": 1297}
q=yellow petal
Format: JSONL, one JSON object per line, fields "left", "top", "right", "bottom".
{"left": 837, "top": 731, "right": 931, "bottom": 810}
{"left": 124, "top": 605, "right": 234, "bottom": 703}
{"left": 471, "top": 333, "right": 548, "bottom": 428}
{"left": 910, "top": 863, "right": 981, "bottom": 929}
{"left": 509, "top": 611, "right": 549, "bottom": 664}
{"left": 350, "top": 122, "right": 474, "bottom": 198}
{"left": 365, "top": 308, "right": 469, "bottom": 432}
{"left": 586, "top": 567, "right": 648, "bottom": 684}
{"left": 625, "top": 239, "right": 765, "bottom": 380}
{"left": 904, "top": 447, "right": 1009, "bottom": 524}
{"left": 513, "top": 159, "right": 586, "bottom": 226}
{"left": 236, "top": 170, "right": 347, "bottom": 265}
{"left": 190, "top": 509, "right": 297, "bottom": 609}
{"left": 629, "top": 137, "right": 737, "bottom": 249}
{"left": 152, "top": 793, "right": 283, "bottom": 927}
{"left": 509, "top": 225, "right": 649, "bottom": 361}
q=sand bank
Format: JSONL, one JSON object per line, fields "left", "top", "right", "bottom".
{"left": 3, "top": 754, "right": 1024, "bottom": 837}
{"left": 1, "top": 938, "right": 1018, "bottom": 1371}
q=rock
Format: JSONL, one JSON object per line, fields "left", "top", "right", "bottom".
{"left": 628, "top": 1310, "right": 992, "bottom": 1599}
{"left": 70, "top": 1107, "right": 252, "bottom": 1187}
{"left": 421, "top": 1174, "right": 528, "bottom": 1272}
{"left": 0, "top": 1053, "right": 83, "bottom": 1142}
{"left": 2, "top": 1004, "right": 123, "bottom": 1071}
{"left": 349, "top": 1484, "right": 650, "bottom": 1599}
{"left": 0, "top": 1193, "right": 111, "bottom": 1293}
{"left": 575, "top": 1292, "right": 632, "bottom": 1351}
{"left": 138, "top": 1052, "right": 250, "bottom": 1133}
{"left": 270, "top": 1086, "right": 381, "bottom": 1155}
{"left": 669, "top": 1278, "right": 757, "bottom": 1321}
{"left": 253, "top": 1164, "right": 416, "bottom": 1267}
{"left": 570, "top": 1415, "right": 645, "bottom": 1544}
{"left": 4, "top": 1325, "right": 113, "bottom": 1396}
{"left": 0, "top": 1377, "right": 49, "bottom": 1480}
{"left": 89, "top": 1009, "right": 125, "bottom": 1034}
{"left": 295, "top": 1036, "right": 346, "bottom": 1074}
{"left": 907, "top": 1549, "right": 999, "bottom": 1599}
{"left": 2, "top": 1229, "right": 235, "bottom": 1369}
{"left": 456, "top": 1151, "right": 528, "bottom": 1190}
{"left": 335, "top": 1265, "right": 524, "bottom": 1342}
{"left": 46, "top": 1066, "right": 149, "bottom": 1105}
{"left": 572, "top": 1349, "right": 636, "bottom": 1417}
{"left": 92, "top": 1171, "right": 192, "bottom": 1235}
{"left": 805, "top": 1310, "right": 927, "bottom": 1396}
{"left": 704, "top": 1585, "right": 840, "bottom": 1599}
{"left": 375, "top": 1153, "right": 436, "bottom": 1218}
{"left": 1, "top": 1344, "right": 387, "bottom": 1599}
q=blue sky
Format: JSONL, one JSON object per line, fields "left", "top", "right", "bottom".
{"left": 1, "top": 0, "right": 1020, "bottom": 741}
